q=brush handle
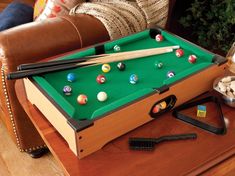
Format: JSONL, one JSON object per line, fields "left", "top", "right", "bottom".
{"left": 155, "top": 133, "right": 197, "bottom": 144}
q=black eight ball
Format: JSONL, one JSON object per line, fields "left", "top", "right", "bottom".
{"left": 117, "top": 62, "right": 126, "bottom": 71}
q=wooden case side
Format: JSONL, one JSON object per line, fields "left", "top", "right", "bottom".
{"left": 23, "top": 78, "right": 78, "bottom": 156}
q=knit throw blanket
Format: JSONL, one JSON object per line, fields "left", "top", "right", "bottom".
{"left": 0, "top": 2, "right": 33, "bottom": 32}
{"left": 70, "top": 0, "right": 169, "bottom": 40}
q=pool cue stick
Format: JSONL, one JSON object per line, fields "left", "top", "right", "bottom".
{"left": 17, "top": 54, "right": 106, "bottom": 71}
{"left": 79, "top": 47, "right": 174, "bottom": 65}
{"left": 17, "top": 45, "right": 179, "bottom": 71}
{"left": 7, "top": 63, "right": 95, "bottom": 80}
{"left": 7, "top": 46, "right": 177, "bottom": 80}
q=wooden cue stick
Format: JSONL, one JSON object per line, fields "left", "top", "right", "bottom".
{"left": 7, "top": 46, "right": 177, "bottom": 80}
{"left": 17, "top": 45, "right": 179, "bottom": 71}
{"left": 77, "top": 47, "right": 174, "bottom": 66}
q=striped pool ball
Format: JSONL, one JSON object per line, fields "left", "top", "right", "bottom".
{"left": 63, "top": 85, "right": 72, "bottom": 95}
{"left": 102, "top": 64, "right": 111, "bottom": 73}
{"left": 113, "top": 45, "right": 121, "bottom": 52}
{"left": 188, "top": 55, "right": 197, "bottom": 63}
{"left": 77, "top": 94, "right": 88, "bottom": 105}
{"left": 167, "top": 71, "right": 175, "bottom": 78}
{"left": 67, "top": 73, "right": 76, "bottom": 82}
{"left": 155, "top": 34, "right": 164, "bottom": 42}
{"left": 155, "top": 61, "right": 163, "bottom": 69}
{"left": 129, "top": 74, "right": 138, "bottom": 84}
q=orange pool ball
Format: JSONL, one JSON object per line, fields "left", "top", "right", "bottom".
{"left": 77, "top": 94, "right": 88, "bottom": 105}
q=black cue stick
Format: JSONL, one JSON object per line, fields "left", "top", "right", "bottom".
{"left": 17, "top": 55, "right": 104, "bottom": 71}
{"left": 7, "top": 62, "right": 94, "bottom": 80}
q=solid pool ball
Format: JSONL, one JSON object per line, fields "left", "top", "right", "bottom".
{"left": 175, "top": 49, "right": 184, "bottom": 57}
{"left": 77, "top": 94, "right": 88, "bottom": 105}
{"left": 97, "top": 91, "right": 108, "bottom": 102}
{"left": 113, "top": 45, "right": 121, "bottom": 52}
{"left": 102, "top": 64, "right": 111, "bottom": 73}
{"left": 117, "top": 62, "right": 126, "bottom": 71}
{"left": 154, "top": 61, "right": 163, "bottom": 69}
{"left": 167, "top": 71, "right": 175, "bottom": 78}
{"left": 155, "top": 34, "right": 164, "bottom": 42}
{"left": 129, "top": 74, "right": 138, "bottom": 84}
{"left": 188, "top": 55, "right": 197, "bottom": 63}
{"left": 96, "top": 74, "right": 106, "bottom": 84}
{"left": 67, "top": 73, "right": 76, "bottom": 82}
{"left": 63, "top": 85, "right": 72, "bottom": 96}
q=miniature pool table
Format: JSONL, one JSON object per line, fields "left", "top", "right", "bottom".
{"left": 23, "top": 28, "right": 227, "bottom": 158}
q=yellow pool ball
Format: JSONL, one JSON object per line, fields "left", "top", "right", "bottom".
{"left": 102, "top": 64, "right": 111, "bottom": 73}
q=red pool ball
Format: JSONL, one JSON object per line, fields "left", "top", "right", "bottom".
{"left": 77, "top": 94, "right": 88, "bottom": 105}
{"left": 96, "top": 75, "right": 106, "bottom": 84}
{"left": 155, "top": 34, "right": 164, "bottom": 42}
{"left": 188, "top": 55, "right": 197, "bottom": 63}
{"left": 175, "top": 49, "right": 184, "bottom": 57}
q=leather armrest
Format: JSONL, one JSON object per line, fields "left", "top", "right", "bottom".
{"left": 0, "top": 14, "right": 109, "bottom": 151}
{"left": 0, "top": 14, "right": 109, "bottom": 73}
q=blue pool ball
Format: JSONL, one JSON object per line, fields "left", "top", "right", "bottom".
{"left": 67, "top": 73, "right": 76, "bottom": 82}
{"left": 129, "top": 74, "right": 138, "bottom": 84}
{"left": 63, "top": 85, "right": 72, "bottom": 95}
{"left": 167, "top": 71, "right": 175, "bottom": 78}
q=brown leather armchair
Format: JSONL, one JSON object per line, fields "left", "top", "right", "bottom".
{"left": 0, "top": 14, "right": 109, "bottom": 156}
{"left": 0, "top": 0, "right": 176, "bottom": 157}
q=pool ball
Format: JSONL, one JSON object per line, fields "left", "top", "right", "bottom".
{"left": 167, "top": 71, "right": 175, "bottom": 78}
{"left": 188, "top": 55, "right": 197, "bottom": 63}
{"left": 129, "top": 74, "right": 138, "bottom": 84}
{"left": 117, "top": 62, "right": 126, "bottom": 71}
{"left": 77, "top": 94, "right": 88, "bottom": 105}
{"left": 67, "top": 73, "right": 76, "bottom": 82}
{"left": 113, "top": 45, "right": 121, "bottom": 52}
{"left": 63, "top": 85, "right": 72, "bottom": 96}
{"left": 155, "top": 34, "right": 164, "bottom": 42}
{"left": 97, "top": 91, "right": 108, "bottom": 102}
{"left": 102, "top": 64, "right": 111, "bottom": 73}
{"left": 96, "top": 74, "right": 106, "bottom": 84}
{"left": 155, "top": 61, "right": 163, "bottom": 69}
{"left": 175, "top": 49, "right": 184, "bottom": 57}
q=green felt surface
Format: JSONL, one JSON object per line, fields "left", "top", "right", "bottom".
{"left": 33, "top": 29, "right": 214, "bottom": 121}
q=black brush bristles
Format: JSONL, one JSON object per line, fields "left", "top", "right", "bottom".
{"left": 129, "top": 133, "right": 197, "bottom": 151}
{"left": 129, "top": 138, "right": 156, "bottom": 150}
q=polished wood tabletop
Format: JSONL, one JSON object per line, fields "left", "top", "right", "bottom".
{"left": 15, "top": 79, "right": 235, "bottom": 176}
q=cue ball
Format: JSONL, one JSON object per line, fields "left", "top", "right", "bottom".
{"left": 117, "top": 62, "right": 126, "bottom": 71}
{"left": 155, "top": 34, "right": 164, "bottom": 42}
{"left": 113, "top": 45, "right": 121, "bottom": 52}
{"left": 167, "top": 71, "right": 175, "bottom": 78}
{"left": 96, "top": 74, "right": 106, "bottom": 84}
{"left": 102, "top": 64, "right": 111, "bottom": 73}
{"left": 97, "top": 91, "right": 108, "bottom": 102}
{"left": 188, "top": 55, "right": 197, "bottom": 63}
{"left": 63, "top": 85, "right": 72, "bottom": 96}
{"left": 67, "top": 73, "right": 76, "bottom": 82}
{"left": 175, "top": 49, "right": 184, "bottom": 57}
{"left": 129, "top": 74, "right": 138, "bottom": 84}
{"left": 77, "top": 94, "right": 88, "bottom": 105}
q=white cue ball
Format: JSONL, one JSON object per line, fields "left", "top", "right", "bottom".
{"left": 97, "top": 91, "right": 108, "bottom": 102}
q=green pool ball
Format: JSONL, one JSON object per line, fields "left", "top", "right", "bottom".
{"left": 155, "top": 61, "right": 163, "bottom": 69}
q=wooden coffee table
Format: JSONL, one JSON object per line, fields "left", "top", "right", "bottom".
{"left": 15, "top": 79, "right": 235, "bottom": 176}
